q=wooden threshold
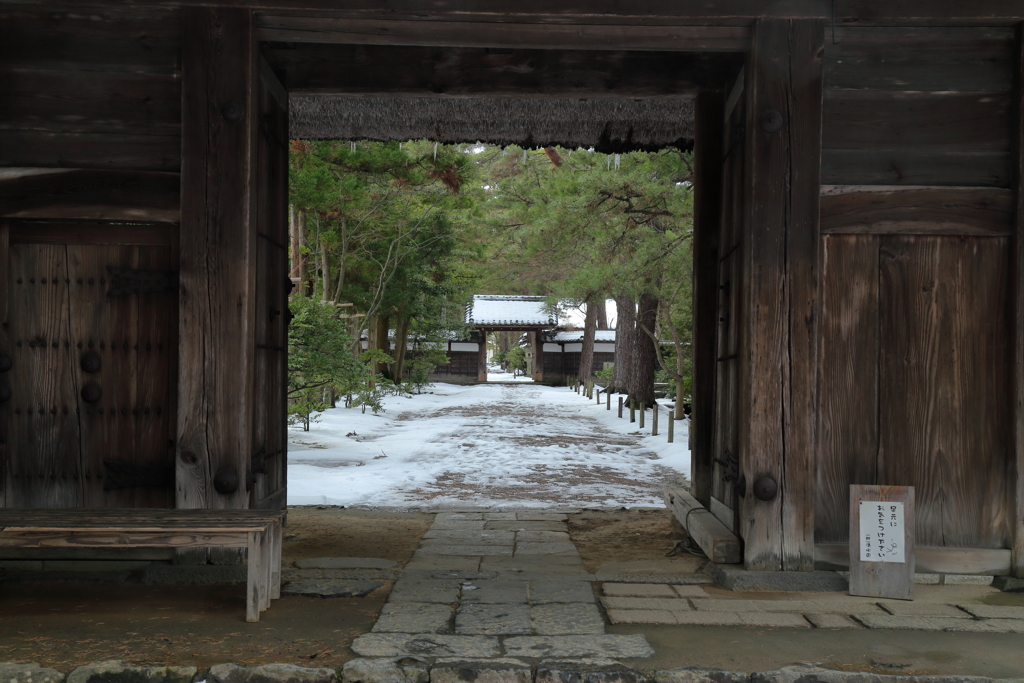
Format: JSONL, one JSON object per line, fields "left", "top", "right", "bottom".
{"left": 664, "top": 487, "right": 742, "bottom": 564}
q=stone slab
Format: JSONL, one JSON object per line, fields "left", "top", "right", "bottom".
{"left": 750, "top": 600, "right": 822, "bottom": 613}
{"left": 372, "top": 602, "right": 454, "bottom": 633}
{"left": 943, "top": 574, "right": 994, "bottom": 586}
{"left": 435, "top": 513, "right": 484, "bottom": 521}
{"left": 422, "top": 530, "right": 516, "bottom": 543}
{"left": 389, "top": 578, "right": 460, "bottom": 603}
{"left": 603, "top": 583, "right": 677, "bottom": 598}
{"left": 418, "top": 545, "right": 514, "bottom": 556}
{"left": 351, "top": 633, "right": 500, "bottom": 658}
{"left": 854, "top": 615, "right": 942, "bottom": 631}
{"left": 282, "top": 568, "right": 397, "bottom": 581}
{"left": 958, "top": 604, "right": 1024, "bottom": 619}
{"left": 456, "top": 603, "right": 533, "bottom": 635}
{"left": 517, "top": 513, "right": 568, "bottom": 521}
{"left": 460, "top": 579, "right": 529, "bottom": 604}
{"left": 529, "top": 581, "right": 596, "bottom": 604}
{"left": 602, "top": 596, "right": 691, "bottom": 611}
{"left": 70, "top": 662, "right": 198, "bottom": 683}
{"left": 706, "top": 563, "right": 848, "bottom": 592}
{"left": 282, "top": 580, "right": 384, "bottom": 598}
{"left": 537, "top": 660, "right": 650, "bottom": 683}
{"left": 671, "top": 612, "right": 745, "bottom": 626}
{"left": 738, "top": 613, "right": 811, "bottom": 628}
{"left": 516, "top": 531, "right": 572, "bottom": 543}
{"left": 671, "top": 585, "right": 710, "bottom": 598}
{"left": 532, "top": 603, "right": 606, "bottom": 635}
{"left": 208, "top": 663, "right": 336, "bottom": 683}
{"left": 691, "top": 599, "right": 760, "bottom": 613}
{"left": 341, "top": 657, "right": 429, "bottom": 683}
{"left": 924, "top": 617, "right": 1003, "bottom": 633}
{"left": 403, "top": 557, "right": 482, "bottom": 572}
{"left": 503, "top": 635, "right": 655, "bottom": 659}
{"left": 0, "top": 663, "right": 65, "bottom": 683}
{"left": 431, "top": 659, "right": 532, "bottom": 683}
{"left": 607, "top": 609, "right": 677, "bottom": 624}
{"left": 485, "top": 521, "right": 567, "bottom": 532}
{"left": 484, "top": 513, "right": 519, "bottom": 520}
{"left": 805, "top": 613, "right": 863, "bottom": 629}
{"left": 595, "top": 559, "right": 708, "bottom": 577}
{"left": 878, "top": 602, "right": 970, "bottom": 618}
{"left": 431, "top": 520, "right": 486, "bottom": 530}
{"left": 294, "top": 557, "right": 398, "bottom": 570}
{"left": 482, "top": 557, "right": 587, "bottom": 574}
{"left": 514, "top": 542, "right": 579, "bottom": 556}
{"left": 993, "top": 575, "right": 1024, "bottom": 592}
{"left": 496, "top": 572, "right": 597, "bottom": 582}
{"left": 810, "top": 600, "right": 886, "bottom": 615}
{"left": 596, "top": 573, "right": 715, "bottom": 585}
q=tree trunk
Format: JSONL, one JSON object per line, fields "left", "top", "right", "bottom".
{"left": 289, "top": 205, "right": 300, "bottom": 280}
{"left": 320, "top": 238, "right": 330, "bottom": 302}
{"left": 392, "top": 314, "right": 410, "bottom": 381}
{"left": 610, "top": 295, "right": 635, "bottom": 394}
{"left": 578, "top": 294, "right": 599, "bottom": 383}
{"left": 628, "top": 292, "right": 658, "bottom": 408}
{"left": 296, "top": 210, "right": 309, "bottom": 295}
{"left": 596, "top": 299, "right": 609, "bottom": 330}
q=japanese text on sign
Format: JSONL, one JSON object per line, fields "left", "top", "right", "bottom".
{"left": 859, "top": 501, "right": 905, "bottom": 563}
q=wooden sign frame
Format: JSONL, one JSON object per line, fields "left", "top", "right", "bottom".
{"left": 849, "top": 485, "right": 915, "bottom": 600}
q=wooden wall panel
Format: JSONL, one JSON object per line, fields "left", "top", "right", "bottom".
{"left": 825, "top": 27, "right": 1015, "bottom": 92}
{"left": 0, "top": 222, "right": 6, "bottom": 508}
{"left": 0, "top": 7, "right": 182, "bottom": 173}
{"left": 815, "top": 235, "right": 880, "bottom": 544}
{"left": 4, "top": 244, "right": 81, "bottom": 508}
{"left": 822, "top": 149, "right": 1012, "bottom": 188}
{"left": 878, "top": 237, "right": 1008, "bottom": 548}
{"left": 1008, "top": 22, "right": 1024, "bottom": 577}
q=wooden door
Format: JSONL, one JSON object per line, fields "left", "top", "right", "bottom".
{"left": 0, "top": 220, "right": 177, "bottom": 508}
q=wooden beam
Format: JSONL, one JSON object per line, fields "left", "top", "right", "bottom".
{"left": 0, "top": 220, "right": 7, "bottom": 509}
{"left": 0, "top": 170, "right": 180, "bottom": 223}
{"left": 664, "top": 487, "right": 742, "bottom": 565}
{"left": 276, "top": 44, "right": 742, "bottom": 98}
{"left": 1010, "top": 22, "right": 1024, "bottom": 579}
{"left": 815, "top": 543, "right": 1011, "bottom": 576}
{"left": 177, "top": 7, "right": 258, "bottom": 511}
{"left": 690, "top": 90, "right": 725, "bottom": 508}
{"left": 7, "top": 222, "right": 173, "bottom": 246}
{"left": 820, "top": 186, "right": 1014, "bottom": 236}
{"left": 739, "top": 18, "right": 823, "bottom": 572}
{"left": 833, "top": 1, "right": 1024, "bottom": 26}
{"left": 257, "top": 16, "right": 751, "bottom": 52}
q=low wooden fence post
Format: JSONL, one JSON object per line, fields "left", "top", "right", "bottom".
{"left": 606, "top": 391, "right": 611, "bottom": 410}
{"left": 596, "top": 388, "right": 601, "bottom": 404}
{"left": 639, "top": 404, "right": 645, "bottom": 429}
{"left": 668, "top": 413, "right": 674, "bottom": 443}
{"left": 652, "top": 403, "right": 659, "bottom": 436}
{"left": 630, "top": 400, "right": 636, "bottom": 423}
{"left": 618, "top": 396, "right": 624, "bottom": 418}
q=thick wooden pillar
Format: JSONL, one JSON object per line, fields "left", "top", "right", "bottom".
{"left": 691, "top": 90, "right": 726, "bottom": 508}
{"left": 1011, "top": 23, "right": 1024, "bottom": 578}
{"left": 477, "top": 332, "right": 487, "bottom": 381}
{"left": 738, "top": 18, "right": 823, "bottom": 571}
{"left": 177, "top": 7, "right": 258, "bottom": 510}
{"left": 533, "top": 331, "right": 544, "bottom": 382}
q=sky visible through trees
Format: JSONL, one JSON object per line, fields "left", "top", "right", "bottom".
{"left": 287, "top": 140, "right": 695, "bottom": 421}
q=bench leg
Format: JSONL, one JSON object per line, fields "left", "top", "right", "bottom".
{"left": 260, "top": 526, "right": 272, "bottom": 611}
{"left": 247, "top": 531, "right": 262, "bottom": 623}
{"left": 271, "top": 518, "right": 282, "bottom": 600}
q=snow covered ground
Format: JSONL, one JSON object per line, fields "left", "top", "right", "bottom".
{"left": 287, "top": 382, "right": 690, "bottom": 509}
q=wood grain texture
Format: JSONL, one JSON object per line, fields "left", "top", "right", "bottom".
{"left": 0, "top": 222, "right": 7, "bottom": 508}
{"left": 822, "top": 149, "right": 1013, "bottom": 188}
{"left": 782, "top": 18, "right": 824, "bottom": 572}
{"left": 663, "top": 487, "right": 742, "bottom": 564}
{"left": 691, "top": 91, "right": 725, "bottom": 508}
{"left": 9, "top": 223, "right": 173, "bottom": 247}
{"left": 738, "top": 18, "right": 822, "bottom": 571}
{"left": 833, "top": 1, "right": 1024, "bottom": 27}
{"left": 257, "top": 16, "right": 751, "bottom": 51}
{"left": 878, "top": 236, "right": 1008, "bottom": 549}
{"left": 815, "top": 235, "right": 880, "bottom": 544}
{"left": 848, "top": 485, "right": 915, "bottom": 600}
{"left": 825, "top": 27, "right": 1015, "bottom": 92}
{"left": 823, "top": 91, "right": 1011, "bottom": 152}
{"left": 820, "top": 186, "right": 1014, "bottom": 236}
{"left": 177, "top": 7, "right": 258, "bottom": 511}
{"left": 278, "top": 44, "right": 742, "bottom": 98}
{"left": 0, "top": 171, "right": 180, "bottom": 223}
{"left": 4, "top": 243, "right": 81, "bottom": 508}
{"left": 0, "top": 531, "right": 248, "bottom": 548}
{"left": 0, "top": 130, "right": 181, "bottom": 173}
{"left": 1011, "top": 22, "right": 1024, "bottom": 579}
{"left": 816, "top": 542, "right": 1010, "bottom": 575}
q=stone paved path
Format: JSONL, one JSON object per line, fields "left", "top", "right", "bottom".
{"left": 350, "top": 512, "right": 654, "bottom": 659}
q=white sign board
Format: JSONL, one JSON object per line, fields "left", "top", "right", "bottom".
{"left": 859, "top": 500, "right": 905, "bottom": 563}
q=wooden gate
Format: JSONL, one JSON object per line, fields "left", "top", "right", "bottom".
{"left": 0, "top": 220, "right": 177, "bottom": 508}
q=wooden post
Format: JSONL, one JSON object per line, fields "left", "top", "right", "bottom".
{"left": 737, "top": 18, "right": 823, "bottom": 571}
{"left": 639, "top": 404, "right": 645, "bottom": 429}
{"left": 668, "top": 413, "right": 675, "bottom": 443}
{"left": 1012, "top": 22, "right": 1024, "bottom": 578}
{"left": 630, "top": 400, "right": 636, "bottom": 423}
{"left": 618, "top": 396, "right": 623, "bottom": 418}
{"left": 532, "top": 331, "right": 544, "bottom": 382}
{"left": 606, "top": 391, "right": 611, "bottom": 410}
{"left": 692, "top": 90, "right": 726, "bottom": 507}
{"left": 178, "top": 7, "right": 259, "bottom": 510}
{"left": 477, "top": 332, "right": 487, "bottom": 382}
{"left": 652, "top": 403, "right": 659, "bottom": 436}
{"left": 596, "top": 388, "right": 601, "bottom": 404}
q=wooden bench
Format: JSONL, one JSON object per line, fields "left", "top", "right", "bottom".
{"left": 0, "top": 509, "right": 284, "bottom": 622}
